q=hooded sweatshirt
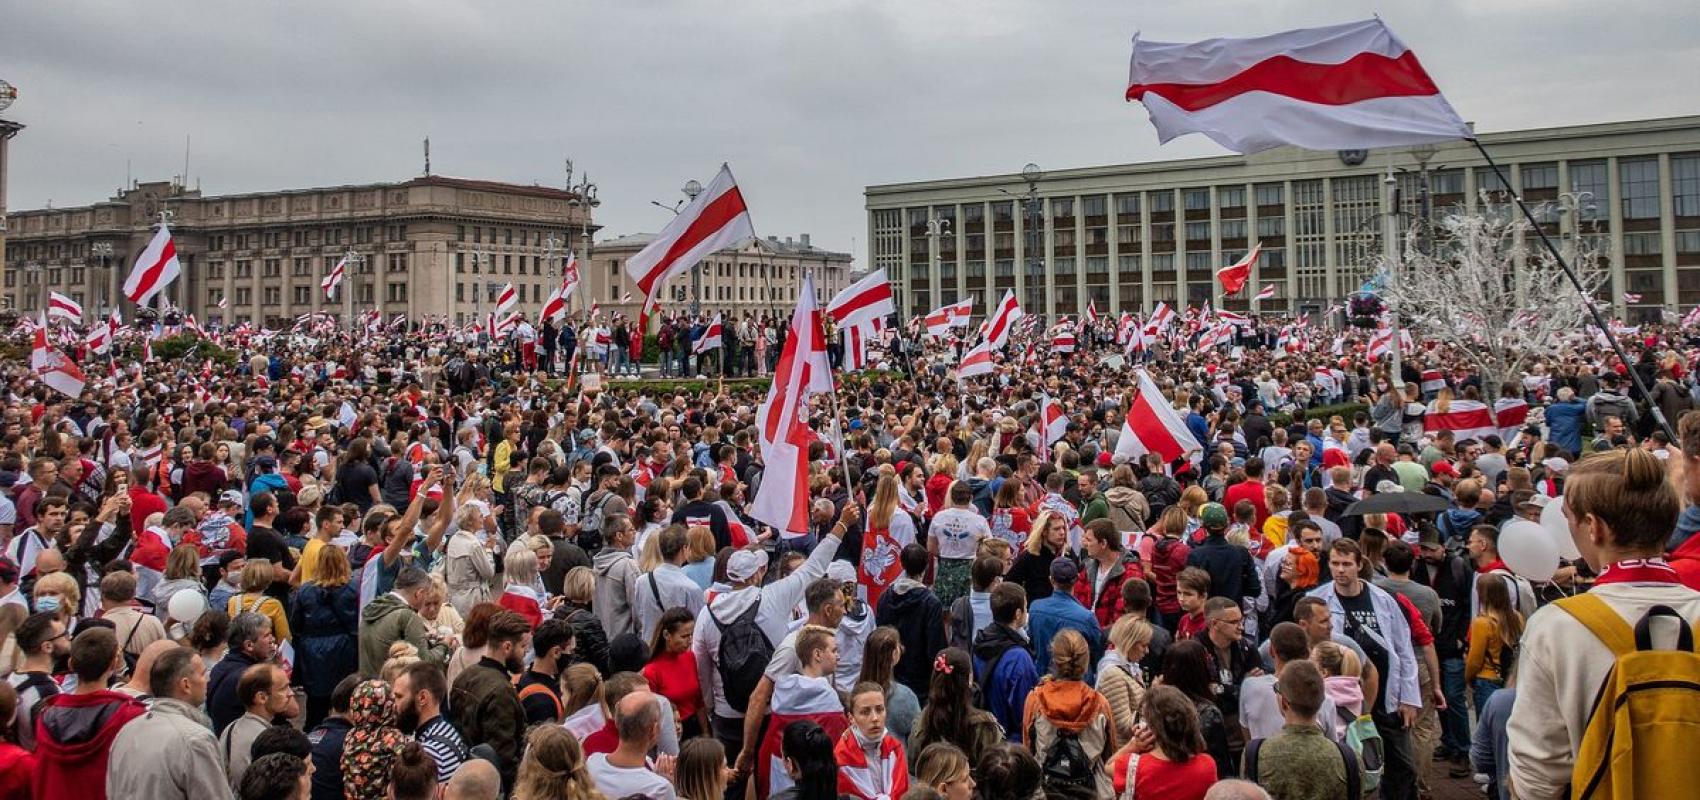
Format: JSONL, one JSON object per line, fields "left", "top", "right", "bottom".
{"left": 875, "top": 577, "right": 945, "bottom": 699}
{"left": 591, "top": 547, "right": 638, "bottom": 639}
{"left": 31, "top": 690, "right": 147, "bottom": 800}
{"left": 358, "top": 592, "right": 442, "bottom": 678}
{"left": 1020, "top": 678, "right": 1117, "bottom": 798}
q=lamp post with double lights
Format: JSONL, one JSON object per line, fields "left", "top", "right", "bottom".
{"left": 89, "top": 241, "right": 114, "bottom": 318}
{"left": 565, "top": 161, "right": 600, "bottom": 319}
{"left": 682, "top": 179, "right": 703, "bottom": 315}
{"left": 999, "top": 162, "right": 1044, "bottom": 321}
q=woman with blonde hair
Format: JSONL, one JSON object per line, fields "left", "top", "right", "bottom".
{"left": 291, "top": 544, "right": 358, "bottom": 728}
{"left": 560, "top": 566, "right": 610, "bottom": 675}
{"left": 419, "top": 574, "right": 464, "bottom": 642}
{"left": 1178, "top": 485, "right": 1208, "bottom": 542}
{"left": 151, "top": 544, "right": 207, "bottom": 620}
{"left": 512, "top": 724, "right": 603, "bottom": 800}
{"left": 498, "top": 541, "right": 545, "bottom": 629}
{"left": 1467, "top": 572, "right": 1525, "bottom": 713}
{"left": 863, "top": 474, "right": 920, "bottom": 607}
{"left": 1096, "top": 615, "right": 1154, "bottom": 743}
{"left": 31, "top": 571, "right": 80, "bottom": 631}
{"left": 674, "top": 737, "right": 731, "bottom": 800}
{"left": 959, "top": 439, "right": 988, "bottom": 482}
{"left": 1007, "top": 510, "right": 1072, "bottom": 601}
{"left": 560, "top": 662, "right": 610, "bottom": 740}
{"left": 227, "top": 558, "right": 291, "bottom": 640}
{"left": 682, "top": 525, "right": 717, "bottom": 589}
{"left": 913, "top": 742, "right": 975, "bottom": 800}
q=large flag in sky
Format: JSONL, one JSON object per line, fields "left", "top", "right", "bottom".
{"left": 1125, "top": 18, "right": 1473, "bottom": 154}
{"left": 122, "top": 223, "right": 182, "bottom": 306}
{"left": 625, "top": 164, "right": 755, "bottom": 356}
{"left": 750, "top": 275, "right": 833, "bottom": 535}
{"left": 827, "top": 268, "right": 895, "bottom": 328}
{"left": 322, "top": 255, "right": 348, "bottom": 299}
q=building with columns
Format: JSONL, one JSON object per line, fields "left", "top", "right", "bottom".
{"left": 2, "top": 175, "right": 594, "bottom": 328}
{"left": 866, "top": 114, "right": 1700, "bottom": 324}
{"left": 584, "top": 232, "right": 851, "bottom": 321}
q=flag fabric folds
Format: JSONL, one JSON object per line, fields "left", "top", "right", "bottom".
{"left": 957, "top": 340, "right": 995, "bottom": 378}
{"left": 625, "top": 164, "right": 755, "bottom": 356}
{"left": 827, "top": 268, "right": 895, "bottom": 328}
{"left": 1254, "top": 284, "right": 1278, "bottom": 301}
{"left": 122, "top": 223, "right": 182, "bottom": 306}
{"left": 981, "top": 290, "right": 1024, "bottom": 350}
{"left": 47, "top": 292, "right": 82, "bottom": 323}
{"left": 750, "top": 276, "right": 833, "bottom": 535}
{"left": 1041, "top": 395, "right": 1069, "bottom": 447}
{"left": 1114, "top": 368, "right": 1203, "bottom": 464}
{"left": 1215, "top": 243, "right": 1262, "bottom": 295}
{"left": 32, "top": 320, "right": 86, "bottom": 398}
{"left": 322, "top": 256, "right": 347, "bottom": 299}
{"left": 693, "top": 314, "right": 724, "bottom": 354}
{"left": 923, "top": 297, "right": 973, "bottom": 338}
{"left": 1125, "top": 18, "right": 1473, "bottom": 154}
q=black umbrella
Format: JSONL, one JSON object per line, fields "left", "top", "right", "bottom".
{"left": 1341, "top": 491, "right": 1449, "bottom": 517}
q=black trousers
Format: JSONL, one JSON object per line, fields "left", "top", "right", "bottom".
{"left": 1374, "top": 709, "right": 1418, "bottom": 800}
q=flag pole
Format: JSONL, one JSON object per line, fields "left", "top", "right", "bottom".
{"left": 807, "top": 264, "right": 856, "bottom": 496}
{"left": 1467, "top": 138, "right": 1675, "bottom": 443}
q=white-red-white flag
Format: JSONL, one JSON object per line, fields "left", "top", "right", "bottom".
{"left": 750, "top": 276, "right": 833, "bottom": 535}
{"left": 122, "top": 223, "right": 183, "bottom": 306}
{"left": 1367, "top": 326, "right": 1415, "bottom": 362}
{"left": 84, "top": 320, "right": 112, "bottom": 355}
{"left": 843, "top": 318, "right": 884, "bottom": 372}
{"left": 47, "top": 292, "right": 83, "bottom": 324}
{"left": 1040, "top": 394, "right": 1069, "bottom": 448}
{"left": 980, "top": 290, "right": 1025, "bottom": 350}
{"left": 1113, "top": 368, "right": 1203, "bottom": 464}
{"left": 1254, "top": 284, "right": 1278, "bottom": 301}
{"left": 827, "top": 269, "right": 895, "bottom": 329}
{"left": 32, "top": 319, "right": 86, "bottom": 398}
{"left": 923, "top": 297, "right": 974, "bottom": 338}
{"left": 1215, "top": 243, "right": 1262, "bottom": 296}
{"left": 1126, "top": 18, "right": 1473, "bottom": 154}
{"left": 1623, "top": 292, "right": 1643, "bottom": 303}
{"left": 693, "top": 314, "right": 724, "bottom": 354}
{"left": 322, "top": 256, "right": 347, "bottom": 299}
{"left": 1214, "top": 309, "right": 1252, "bottom": 327}
{"left": 625, "top": 164, "right": 755, "bottom": 356}
{"left": 495, "top": 283, "right": 518, "bottom": 314}
{"left": 958, "top": 340, "right": 996, "bottom": 378}
{"left": 1144, "top": 302, "right": 1176, "bottom": 336}
{"left": 1051, "top": 326, "right": 1077, "bottom": 353}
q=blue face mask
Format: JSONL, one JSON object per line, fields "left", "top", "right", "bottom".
{"left": 34, "top": 595, "right": 60, "bottom": 614}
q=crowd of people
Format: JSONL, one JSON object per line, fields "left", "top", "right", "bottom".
{"left": 1, "top": 304, "right": 1699, "bottom": 800}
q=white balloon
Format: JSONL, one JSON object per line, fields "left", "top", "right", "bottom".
{"left": 1540, "top": 495, "right": 1583, "bottom": 561}
{"left": 1500, "top": 519, "right": 1561, "bottom": 583}
{"left": 167, "top": 590, "right": 208, "bottom": 624}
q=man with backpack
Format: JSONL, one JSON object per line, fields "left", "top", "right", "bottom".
{"left": 693, "top": 506, "right": 850, "bottom": 782}
{"left": 1507, "top": 449, "right": 1700, "bottom": 800}
{"left": 1242, "top": 659, "right": 1364, "bottom": 800}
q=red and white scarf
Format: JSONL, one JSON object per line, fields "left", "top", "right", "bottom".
{"left": 834, "top": 728, "right": 909, "bottom": 800}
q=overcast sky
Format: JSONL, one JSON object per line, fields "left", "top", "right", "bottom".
{"left": 5, "top": 1, "right": 1698, "bottom": 269}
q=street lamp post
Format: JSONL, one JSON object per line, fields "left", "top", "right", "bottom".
{"left": 90, "top": 242, "right": 114, "bottom": 317}
{"left": 1022, "top": 163, "right": 1043, "bottom": 319}
{"left": 565, "top": 161, "right": 600, "bottom": 318}
{"left": 925, "top": 212, "right": 952, "bottom": 314}
{"left": 682, "top": 179, "right": 703, "bottom": 316}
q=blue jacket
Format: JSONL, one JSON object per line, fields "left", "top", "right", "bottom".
{"left": 1185, "top": 535, "right": 1262, "bottom": 603}
{"left": 245, "top": 473, "right": 291, "bottom": 528}
{"left": 1027, "top": 592, "right": 1105, "bottom": 681}
{"left": 289, "top": 582, "right": 359, "bottom": 698}
{"left": 1544, "top": 399, "right": 1587, "bottom": 456}
{"left": 972, "top": 623, "right": 1038, "bottom": 742}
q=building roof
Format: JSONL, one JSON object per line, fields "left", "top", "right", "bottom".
{"left": 595, "top": 232, "right": 850, "bottom": 259}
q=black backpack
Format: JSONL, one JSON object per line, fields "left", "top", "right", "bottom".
{"left": 707, "top": 597, "right": 773, "bottom": 714}
{"left": 1036, "top": 723, "right": 1097, "bottom": 800}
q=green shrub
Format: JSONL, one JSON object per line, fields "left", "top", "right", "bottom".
{"left": 137, "top": 334, "right": 238, "bottom": 367}
{"left": 1270, "top": 402, "right": 1368, "bottom": 428}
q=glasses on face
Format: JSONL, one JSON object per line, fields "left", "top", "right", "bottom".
{"left": 1216, "top": 616, "right": 1244, "bottom": 627}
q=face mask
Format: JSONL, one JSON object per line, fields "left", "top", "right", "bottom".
{"left": 34, "top": 596, "right": 60, "bottom": 614}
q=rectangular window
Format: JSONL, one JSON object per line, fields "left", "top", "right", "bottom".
{"left": 1570, "top": 161, "right": 1610, "bottom": 222}
{"left": 1051, "top": 198, "right": 1074, "bottom": 219}
{"left": 1087, "top": 256, "right": 1108, "bottom": 275}
{"left": 1151, "top": 253, "right": 1175, "bottom": 273}
{"left": 1218, "top": 187, "right": 1246, "bottom": 209}
{"left": 1082, "top": 196, "right": 1106, "bottom": 217}
{"left": 1220, "top": 219, "right": 1247, "bottom": 240}
{"left": 1256, "top": 216, "right": 1285, "bottom": 238}
{"left": 1623, "top": 232, "right": 1662, "bottom": 256}
{"left": 1183, "top": 189, "right": 1210, "bottom": 211}
{"left": 964, "top": 204, "right": 984, "bottom": 224}
{"left": 1185, "top": 252, "right": 1212, "bottom": 271}
{"left": 1185, "top": 222, "right": 1210, "bottom": 241}
{"left": 1677, "top": 230, "right": 1700, "bottom": 254}
{"left": 1521, "top": 164, "right": 1559, "bottom": 191}
{"left": 1620, "top": 158, "right": 1661, "bottom": 220}
{"left": 1255, "top": 183, "right": 1283, "bottom": 207}
{"left": 1115, "top": 193, "right": 1140, "bottom": 216}
{"left": 293, "top": 286, "right": 310, "bottom": 305}
{"left": 993, "top": 202, "right": 1014, "bottom": 223}
{"left": 1149, "top": 191, "right": 1173, "bottom": 213}
{"left": 457, "top": 283, "right": 465, "bottom": 302}
{"left": 1675, "top": 156, "right": 1700, "bottom": 218}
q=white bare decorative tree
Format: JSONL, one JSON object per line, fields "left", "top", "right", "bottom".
{"left": 1381, "top": 205, "right": 1607, "bottom": 414}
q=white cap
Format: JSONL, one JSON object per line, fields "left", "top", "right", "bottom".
{"left": 727, "top": 550, "right": 767, "bottom": 583}
{"left": 826, "top": 560, "right": 857, "bottom": 584}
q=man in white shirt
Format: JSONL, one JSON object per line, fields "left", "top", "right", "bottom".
{"left": 586, "top": 691, "right": 676, "bottom": 800}
{"left": 1241, "top": 622, "right": 1337, "bottom": 741}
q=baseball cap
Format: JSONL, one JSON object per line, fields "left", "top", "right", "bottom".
{"left": 1430, "top": 460, "right": 1458, "bottom": 478}
{"left": 1049, "top": 558, "right": 1080, "bottom": 585}
{"left": 1200, "top": 502, "right": 1230, "bottom": 530}
{"left": 219, "top": 490, "right": 245, "bottom": 507}
{"left": 727, "top": 550, "right": 766, "bottom": 583}
{"left": 826, "top": 560, "right": 857, "bottom": 585}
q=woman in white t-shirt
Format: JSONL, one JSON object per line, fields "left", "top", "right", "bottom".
{"left": 928, "top": 481, "right": 991, "bottom": 607}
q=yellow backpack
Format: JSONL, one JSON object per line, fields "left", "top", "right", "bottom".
{"left": 1557, "top": 593, "right": 1700, "bottom": 800}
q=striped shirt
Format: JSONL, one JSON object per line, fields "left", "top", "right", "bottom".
{"left": 416, "top": 715, "right": 468, "bottom": 783}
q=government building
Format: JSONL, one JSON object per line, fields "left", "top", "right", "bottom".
{"left": 865, "top": 114, "right": 1700, "bottom": 324}
{"left": 2, "top": 175, "right": 596, "bottom": 329}
{"left": 585, "top": 231, "right": 852, "bottom": 321}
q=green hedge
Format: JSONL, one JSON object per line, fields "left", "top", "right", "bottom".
{"left": 135, "top": 334, "right": 238, "bottom": 367}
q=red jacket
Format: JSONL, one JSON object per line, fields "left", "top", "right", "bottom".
{"left": 1074, "top": 552, "right": 1145, "bottom": 629}
{"left": 127, "top": 486, "right": 168, "bottom": 534}
{"left": 0, "top": 742, "right": 34, "bottom": 800}
{"left": 1672, "top": 533, "right": 1700, "bottom": 591}
{"left": 31, "top": 690, "right": 146, "bottom": 800}
{"left": 1223, "top": 479, "right": 1270, "bottom": 530}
